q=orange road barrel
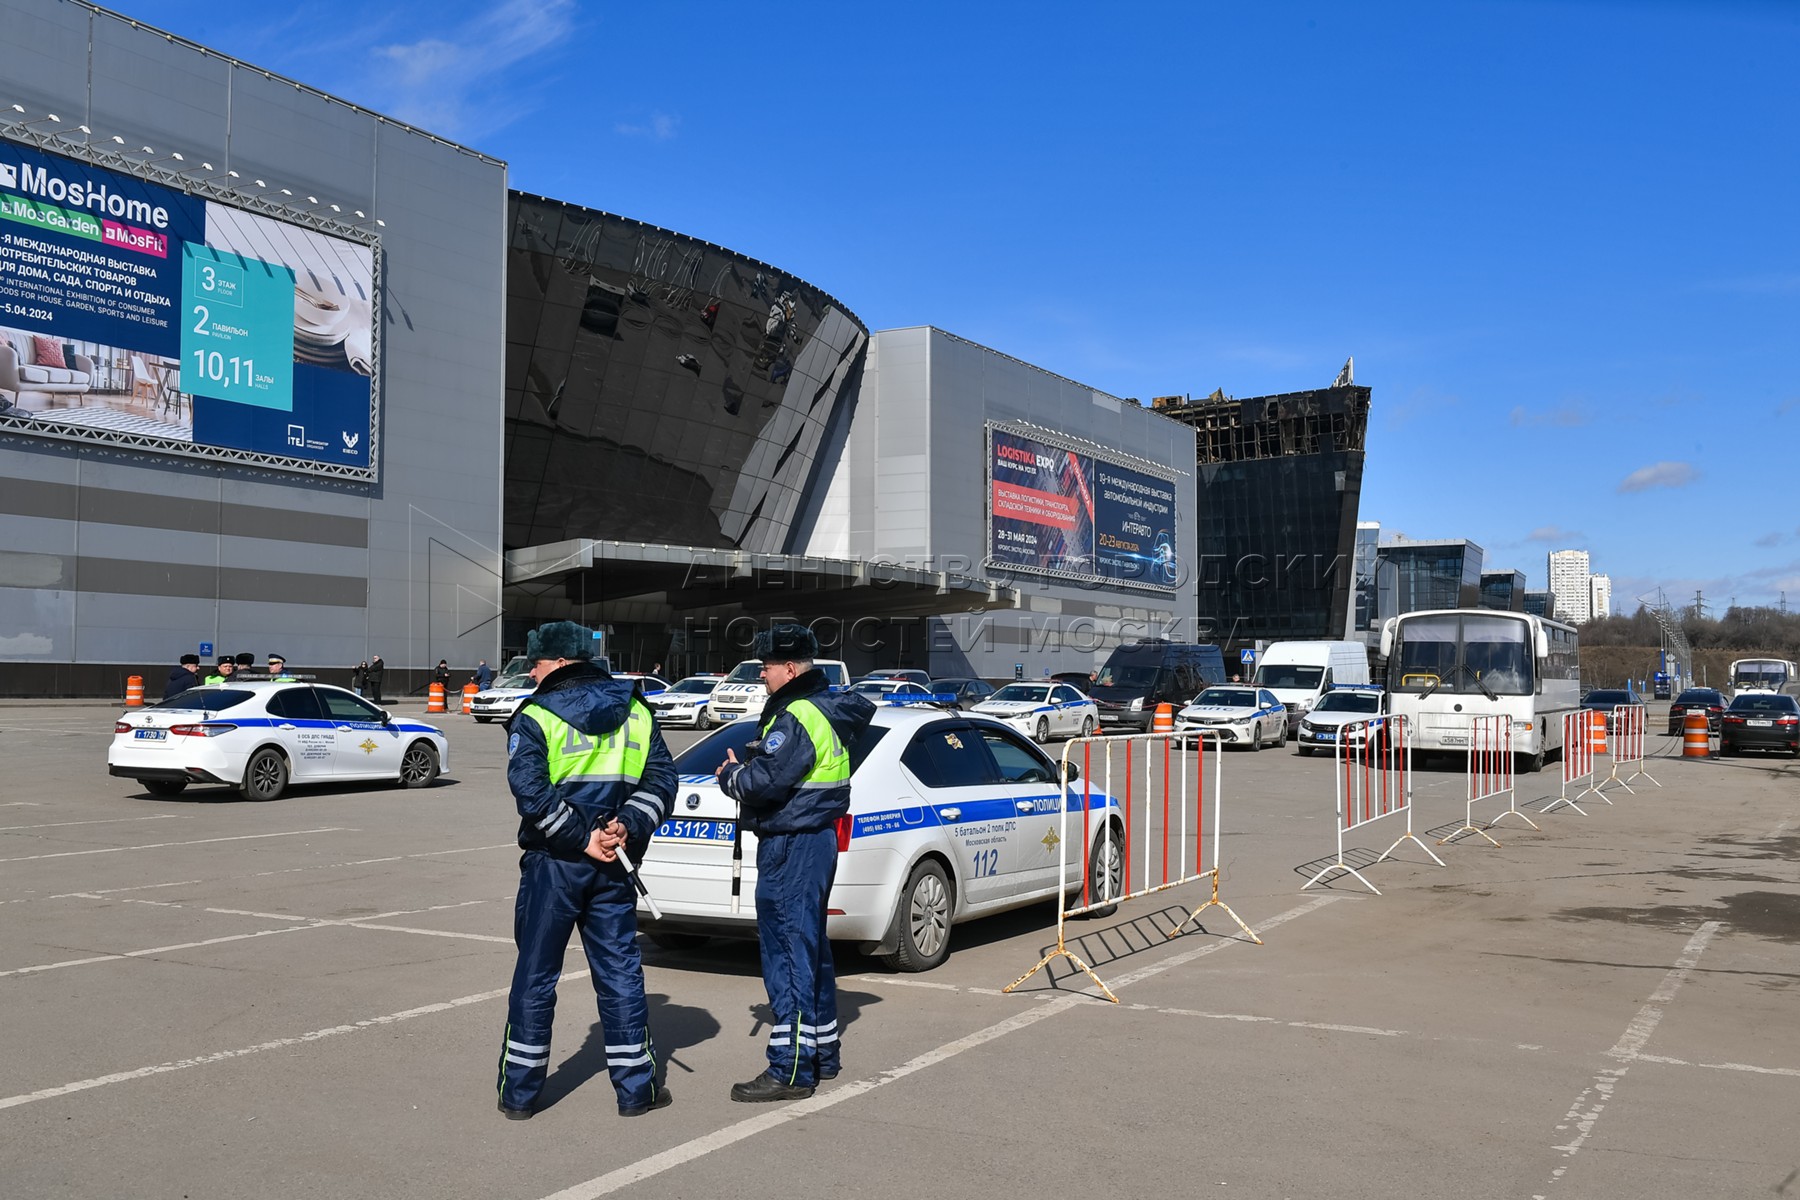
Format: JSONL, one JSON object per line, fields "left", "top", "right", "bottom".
{"left": 1152, "top": 702, "right": 1174, "bottom": 733}
{"left": 462, "top": 682, "right": 478, "bottom": 715}
{"left": 427, "top": 681, "right": 446, "bottom": 713}
{"left": 1682, "top": 709, "right": 1711, "bottom": 758}
{"left": 1589, "top": 708, "right": 1607, "bottom": 754}
{"left": 125, "top": 675, "right": 144, "bottom": 707}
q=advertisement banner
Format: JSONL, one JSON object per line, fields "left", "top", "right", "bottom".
{"left": 0, "top": 136, "right": 376, "bottom": 474}
{"left": 987, "top": 424, "right": 1178, "bottom": 591}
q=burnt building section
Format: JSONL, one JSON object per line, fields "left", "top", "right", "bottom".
{"left": 1151, "top": 384, "right": 1369, "bottom": 649}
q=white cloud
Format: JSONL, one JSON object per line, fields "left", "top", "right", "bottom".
{"left": 1509, "top": 402, "right": 1590, "bottom": 428}
{"left": 1524, "top": 525, "right": 1584, "bottom": 544}
{"left": 365, "top": 0, "right": 577, "bottom": 139}
{"left": 1753, "top": 532, "right": 1784, "bottom": 548}
{"left": 615, "top": 112, "right": 681, "bottom": 141}
{"left": 1617, "top": 461, "right": 1698, "bottom": 494}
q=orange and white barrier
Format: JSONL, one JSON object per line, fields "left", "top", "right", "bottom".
{"left": 1545, "top": 709, "right": 1603, "bottom": 815}
{"left": 1681, "top": 709, "right": 1712, "bottom": 758}
{"left": 1440, "top": 714, "right": 1532, "bottom": 846}
{"left": 462, "top": 682, "right": 478, "bottom": 715}
{"left": 1151, "top": 702, "right": 1174, "bottom": 733}
{"left": 1589, "top": 708, "right": 1607, "bottom": 756}
{"left": 1604, "top": 704, "right": 1659, "bottom": 792}
{"left": 124, "top": 675, "right": 144, "bottom": 707}
{"left": 1302, "top": 715, "right": 1444, "bottom": 895}
{"left": 426, "top": 682, "right": 446, "bottom": 713}
{"left": 1004, "top": 730, "right": 1260, "bottom": 1002}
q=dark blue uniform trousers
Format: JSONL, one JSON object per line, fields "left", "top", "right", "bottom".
{"left": 755, "top": 826, "right": 840, "bottom": 1087}
{"left": 498, "top": 851, "right": 657, "bottom": 1111}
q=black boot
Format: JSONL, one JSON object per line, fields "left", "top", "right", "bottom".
{"left": 618, "top": 1086, "right": 673, "bottom": 1117}
{"left": 730, "top": 1072, "right": 814, "bottom": 1103}
{"left": 497, "top": 1099, "right": 533, "bottom": 1121}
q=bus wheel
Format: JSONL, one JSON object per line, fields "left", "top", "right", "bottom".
{"left": 1516, "top": 748, "right": 1544, "bottom": 775}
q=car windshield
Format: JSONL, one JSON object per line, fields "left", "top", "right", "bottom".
{"left": 1195, "top": 688, "right": 1255, "bottom": 707}
{"left": 671, "top": 720, "right": 890, "bottom": 774}
{"left": 666, "top": 678, "right": 717, "bottom": 695}
{"left": 1675, "top": 691, "right": 1720, "bottom": 705}
{"left": 1585, "top": 691, "right": 1631, "bottom": 706}
{"left": 155, "top": 687, "right": 257, "bottom": 711}
{"left": 1095, "top": 661, "right": 1160, "bottom": 688}
{"left": 1314, "top": 691, "right": 1380, "bottom": 713}
{"left": 853, "top": 681, "right": 899, "bottom": 696}
{"left": 990, "top": 685, "right": 1051, "bottom": 703}
{"left": 1393, "top": 613, "right": 1534, "bottom": 695}
{"left": 723, "top": 662, "right": 762, "bottom": 683}
{"left": 1253, "top": 664, "right": 1324, "bottom": 690}
{"left": 1728, "top": 694, "right": 1798, "bottom": 713}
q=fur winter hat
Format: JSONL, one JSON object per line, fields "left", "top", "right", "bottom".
{"left": 752, "top": 624, "right": 818, "bottom": 662}
{"left": 526, "top": 620, "right": 595, "bottom": 662}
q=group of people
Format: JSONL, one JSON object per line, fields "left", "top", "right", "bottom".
{"left": 349, "top": 657, "right": 385, "bottom": 703}
{"left": 430, "top": 658, "right": 496, "bottom": 695}
{"left": 495, "top": 621, "right": 874, "bottom": 1121}
{"left": 162, "top": 652, "right": 295, "bottom": 699}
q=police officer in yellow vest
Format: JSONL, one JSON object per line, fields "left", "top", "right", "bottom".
{"left": 496, "top": 621, "right": 676, "bottom": 1121}
{"left": 716, "top": 625, "right": 875, "bottom": 1102}
{"left": 203, "top": 657, "right": 236, "bottom": 685}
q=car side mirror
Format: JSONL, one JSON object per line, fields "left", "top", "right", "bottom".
{"left": 1062, "top": 760, "right": 1080, "bottom": 782}
{"left": 380, "top": 709, "right": 392, "bottom": 724}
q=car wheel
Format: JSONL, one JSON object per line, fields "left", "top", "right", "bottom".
{"left": 1295, "top": 744, "right": 1312, "bottom": 757}
{"left": 1036, "top": 717, "right": 1050, "bottom": 743}
{"left": 647, "top": 932, "right": 711, "bottom": 952}
{"left": 1720, "top": 740, "right": 1736, "bottom": 757}
{"left": 695, "top": 707, "right": 712, "bottom": 731}
{"left": 1275, "top": 722, "right": 1287, "bottom": 749}
{"left": 241, "top": 747, "right": 289, "bottom": 801}
{"left": 400, "top": 741, "right": 440, "bottom": 788}
{"left": 881, "top": 859, "right": 952, "bottom": 972}
{"left": 1080, "top": 715, "right": 1095, "bottom": 738}
{"left": 140, "top": 778, "right": 187, "bottom": 797}
{"left": 1248, "top": 724, "right": 1262, "bottom": 752}
{"left": 1080, "top": 826, "right": 1124, "bottom": 919}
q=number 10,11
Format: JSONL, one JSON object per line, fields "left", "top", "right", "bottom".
{"left": 190, "top": 349, "right": 256, "bottom": 389}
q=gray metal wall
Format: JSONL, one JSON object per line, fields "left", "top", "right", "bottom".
{"left": 0, "top": 0, "right": 505, "bottom": 693}
{"left": 804, "top": 326, "right": 1199, "bottom": 680}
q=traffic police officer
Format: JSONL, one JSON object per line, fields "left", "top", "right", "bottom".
{"left": 716, "top": 625, "right": 875, "bottom": 1101}
{"left": 267, "top": 654, "right": 296, "bottom": 682}
{"left": 497, "top": 621, "right": 676, "bottom": 1121}
{"left": 203, "top": 657, "right": 235, "bottom": 685}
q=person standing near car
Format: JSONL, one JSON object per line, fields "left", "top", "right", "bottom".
{"left": 364, "top": 655, "right": 385, "bottom": 705}
{"left": 164, "top": 653, "right": 201, "bottom": 700}
{"left": 715, "top": 625, "right": 875, "bottom": 1102}
{"left": 474, "top": 659, "right": 495, "bottom": 690}
{"left": 351, "top": 660, "right": 367, "bottom": 696}
{"left": 203, "top": 657, "right": 236, "bottom": 686}
{"left": 496, "top": 621, "right": 677, "bottom": 1122}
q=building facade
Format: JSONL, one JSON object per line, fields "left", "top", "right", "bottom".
{"left": 1589, "top": 572, "right": 1612, "bottom": 621}
{"left": 1380, "top": 538, "right": 1485, "bottom": 613}
{"left": 1547, "top": 548, "right": 1592, "bottom": 624}
{"left": 1480, "top": 569, "right": 1527, "bottom": 612}
{"left": 0, "top": 0, "right": 505, "bottom": 696}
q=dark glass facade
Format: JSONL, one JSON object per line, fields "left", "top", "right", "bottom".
{"left": 1155, "top": 386, "right": 1369, "bottom": 644}
{"left": 1380, "top": 540, "right": 1485, "bottom": 613}
{"left": 1480, "top": 569, "right": 1526, "bottom": 611}
{"left": 504, "top": 194, "right": 867, "bottom": 555}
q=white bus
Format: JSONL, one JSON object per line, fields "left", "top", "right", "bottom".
{"left": 1727, "top": 658, "right": 1795, "bottom": 699}
{"left": 1380, "top": 609, "right": 1581, "bottom": 772}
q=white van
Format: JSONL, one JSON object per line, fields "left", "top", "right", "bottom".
{"left": 1250, "top": 641, "right": 1370, "bottom": 728}
{"left": 705, "top": 658, "right": 851, "bottom": 723}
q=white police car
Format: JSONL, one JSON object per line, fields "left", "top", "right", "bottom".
{"left": 705, "top": 659, "right": 851, "bottom": 724}
{"left": 108, "top": 681, "right": 449, "bottom": 801}
{"left": 1294, "top": 686, "right": 1387, "bottom": 757}
{"left": 635, "top": 707, "right": 1125, "bottom": 971}
{"left": 1174, "top": 685, "right": 1288, "bottom": 750}
{"left": 969, "top": 682, "right": 1099, "bottom": 743}
{"left": 616, "top": 673, "right": 669, "bottom": 696}
{"left": 849, "top": 679, "right": 958, "bottom": 709}
{"left": 646, "top": 674, "right": 725, "bottom": 729}
{"left": 470, "top": 656, "right": 535, "bottom": 724}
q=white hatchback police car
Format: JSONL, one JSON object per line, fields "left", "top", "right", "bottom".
{"left": 645, "top": 674, "right": 725, "bottom": 728}
{"left": 108, "top": 681, "right": 449, "bottom": 801}
{"left": 470, "top": 657, "right": 535, "bottom": 724}
{"left": 1174, "top": 685, "right": 1288, "bottom": 750}
{"left": 635, "top": 706, "right": 1124, "bottom": 971}
{"left": 1294, "top": 685, "right": 1387, "bottom": 756}
{"left": 969, "top": 682, "right": 1099, "bottom": 743}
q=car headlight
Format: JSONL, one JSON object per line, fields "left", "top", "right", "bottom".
{"left": 1129, "top": 697, "right": 1144, "bottom": 711}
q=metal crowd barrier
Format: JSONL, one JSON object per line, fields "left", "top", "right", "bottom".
{"left": 1440, "top": 714, "right": 1533, "bottom": 846}
{"left": 1545, "top": 709, "right": 1605, "bottom": 814}
{"left": 1302, "top": 715, "right": 1444, "bottom": 895}
{"left": 1603, "top": 703, "right": 1659, "bottom": 793}
{"left": 1004, "top": 730, "right": 1260, "bottom": 1003}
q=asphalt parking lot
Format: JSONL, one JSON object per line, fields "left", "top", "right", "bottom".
{"left": 3, "top": 702, "right": 1797, "bottom": 1200}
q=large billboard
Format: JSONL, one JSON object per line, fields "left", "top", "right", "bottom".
{"left": 0, "top": 136, "right": 376, "bottom": 476}
{"left": 987, "top": 424, "right": 1179, "bottom": 591}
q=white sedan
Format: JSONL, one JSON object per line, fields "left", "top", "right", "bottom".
{"left": 969, "top": 683, "right": 1099, "bottom": 742}
{"left": 108, "top": 681, "right": 449, "bottom": 801}
{"left": 646, "top": 675, "right": 724, "bottom": 728}
{"left": 470, "top": 657, "right": 535, "bottom": 724}
{"left": 1174, "top": 686, "right": 1288, "bottom": 750}
{"left": 636, "top": 707, "right": 1124, "bottom": 971}
{"left": 849, "top": 679, "right": 957, "bottom": 708}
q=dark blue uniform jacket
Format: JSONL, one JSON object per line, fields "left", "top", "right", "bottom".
{"left": 719, "top": 669, "right": 876, "bottom": 836}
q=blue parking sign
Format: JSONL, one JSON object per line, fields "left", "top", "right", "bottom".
{"left": 199, "top": 642, "right": 213, "bottom": 656}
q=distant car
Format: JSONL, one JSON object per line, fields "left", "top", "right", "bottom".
{"left": 1579, "top": 688, "right": 1642, "bottom": 733}
{"left": 469, "top": 656, "right": 536, "bottom": 724}
{"left": 1666, "top": 687, "right": 1726, "bottom": 736}
{"left": 1293, "top": 686, "right": 1386, "bottom": 756}
{"left": 856, "top": 668, "right": 932, "bottom": 687}
{"left": 1720, "top": 692, "right": 1800, "bottom": 757}
{"left": 615, "top": 674, "right": 669, "bottom": 696}
{"left": 850, "top": 679, "right": 955, "bottom": 708}
{"left": 928, "top": 678, "right": 997, "bottom": 710}
{"left": 1653, "top": 678, "right": 1673, "bottom": 700}
{"left": 970, "top": 682, "right": 1098, "bottom": 742}
{"left": 1048, "top": 671, "right": 1095, "bottom": 692}
{"left": 108, "top": 681, "right": 448, "bottom": 801}
{"left": 646, "top": 675, "right": 725, "bottom": 729}
{"left": 1174, "top": 686, "right": 1287, "bottom": 751}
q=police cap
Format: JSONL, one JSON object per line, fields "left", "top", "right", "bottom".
{"left": 753, "top": 624, "right": 817, "bottom": 663}
{"left": 526, "top": 620, "right": 595, "bottom": 662}
{"left": 179, "top": 653, "right": 200, "bottom": 665}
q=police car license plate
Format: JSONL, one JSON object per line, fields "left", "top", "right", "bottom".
{"left": 656, "top": 819, "right": 735, "bottom": 842}
{"left": 1311, "top": 731, "right": 1335, "bottom": 741}
{"left": 134, "top": 729, "right": 167, "bottom": 740}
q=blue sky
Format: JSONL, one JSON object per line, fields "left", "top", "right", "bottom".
{"left": 117, "top": 0, "right": 1800, "bottom": 611}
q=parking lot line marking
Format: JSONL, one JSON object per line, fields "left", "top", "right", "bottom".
{"left": 0, "top": 815, "right": 187, "bottom": 833}
{"left": 533, "top": 896, "right": 1342, "bottom": 1200}
{"left": 1632, "top": 1053, "right": 1800, "bottom": 1077}
{"left": 1535, "top": 921, "right": 1721, "bottom": 1194}
{"left": 0, "top": 970, "right": 592, "bottom": 1112}
{"left": 337, "top": 922, "right": 514, "bottom": 944}
{"left": 0, "top": 923, "right": 325, "bottom": 978}
{"left": 0, "top": 827, "right": 350, "bottom": 863}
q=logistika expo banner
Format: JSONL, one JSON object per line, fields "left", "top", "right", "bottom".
{"left": 987, "top": 425, "right": 1178, "bottom": 591}
{"left": 0, "top": 136, "right": 375, "bottom": 474}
